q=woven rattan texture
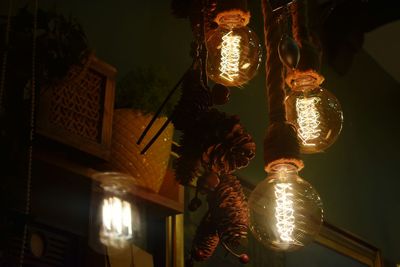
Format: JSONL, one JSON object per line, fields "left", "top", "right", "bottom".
{"left": 49, "top": 67, "right": 105, "bottom": 142}
{"left": 109, "top": 109, "right": 173, "bottom": 193}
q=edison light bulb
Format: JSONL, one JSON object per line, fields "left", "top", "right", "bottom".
{"left": 206, "top": 14, "right": 262, "bottom": 87}
{"left": 90, "top": 172, "right": 139, "bottom": 252}
{"left": 249, "top": 164, "right": 323, "bottom": 251}
{"left": 285, "top": 76, "right": 343, "bottom": 153}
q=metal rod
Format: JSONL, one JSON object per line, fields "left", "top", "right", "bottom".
{"left": 140, "top": 116, "right": 173, "bottom": 155}
{"left": 137, "top": 67, "right": 189, "bottom": 145}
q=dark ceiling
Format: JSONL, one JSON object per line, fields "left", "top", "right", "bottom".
{"left": 318, "top": 0, "right": 400, "bottom": 75}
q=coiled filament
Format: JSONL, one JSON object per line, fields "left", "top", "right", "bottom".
{"left": 296, "top": 97, "right": 321, "bottom": 146}
{"left": 219, "top": 31, "right": 241, "bottom": 82}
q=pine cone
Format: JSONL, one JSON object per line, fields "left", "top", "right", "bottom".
{"left": 184, "top": 109, "right": 235, "bottom": 148}
{"left": 191, "top": 213, "right": 220, "bottom": 261}
{"left": 197, "top": 171, "right": 220, "bottom": 191}
{"left": 210, "top": 174, "right": 249, "bottom": 246}
{"left": 202, "top": 121, "right": 256, "bottom": 174}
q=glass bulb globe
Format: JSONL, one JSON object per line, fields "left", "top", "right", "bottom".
{"left": 89, "top": 172, "right": 140, "bottom": 253}
{"left": 285, "top": 77, "right": 343, "bottom": 153}
{"left": 249, "top": 164, "right": 323, "bottom": 251}
{"left": 206, "top": 15, "right": 262, "bottom": 87}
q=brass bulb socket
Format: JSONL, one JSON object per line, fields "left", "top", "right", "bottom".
{"left": 214, "top": 9, "right": 251, "bottom": 27}
{"left": 285, "top": 69, "right": 325, "bottom": 90}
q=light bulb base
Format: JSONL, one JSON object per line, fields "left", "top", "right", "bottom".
{"left": 215, "top": 10, "right": 250, "bottom": 28}
{"left": 213, "top": 0, "right": 250, "bottom": 27}
{"left": 263, "top": 121, "right": 303, "bottom": 171}
{"left": 264, "top": 158, "right": 303, "bottom": 173}
{"left": 285, "top": 69, "right": 324, "bottom": 90}
{"left": 268, "top": 162, "right": 298, "bottom": 173}
{"left": 93, "top": 172, "right": 135, "bottom": 194}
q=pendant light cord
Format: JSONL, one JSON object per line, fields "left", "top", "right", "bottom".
{"left": 262, "top": 0, "right": 286, "bottom": 124}
{"left": 19, "top": 0, "right": 38, "bottom": 266}
{"left": 0, "top": 0, "right": 13, "bottom": 113}
{"left": 289, "top": 0, "right": 322, "bottom": 73}
{"left": 290, "top": 0, "right": 311, "bottom": 46}
{"left": 261, "top": 0, "right": 303, "bottom": 170}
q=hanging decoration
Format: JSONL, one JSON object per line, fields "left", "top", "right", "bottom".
{"left": 171, "top": 35, "right": 254, "bottom": 267}
{"left": 248, "top": 0, "right": 323, "bottom": 252}
{"left": 191, "top": 174, "right": 249, "bottom": 263}
{"left": 283, "top": 0, "right": 343, "bottom": 154}
{"left": 170, "top": 0, "right": 257, "bottom": 262}
{"left": 136, "top": 0, "right": 257, "bottom": 265}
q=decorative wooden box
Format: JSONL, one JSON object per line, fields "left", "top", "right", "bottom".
{"left": 36, "top": 56, "right": 116, "bottom": 160}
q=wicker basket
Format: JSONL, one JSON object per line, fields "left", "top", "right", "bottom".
{"left": 108, "top": 109, "right": 173, "bottom": 193}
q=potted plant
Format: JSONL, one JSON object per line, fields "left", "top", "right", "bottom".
{"left": 108, "top": 68, "right": 176, "bottom": 193}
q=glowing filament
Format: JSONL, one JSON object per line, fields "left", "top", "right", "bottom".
{"left": 296, "top": 97, "right": 321, "bottom": 145}
{"left": 275, "top": 183, "right": 295, "bottom": 242}
{"left": 219, "top": 31, "right": 241, "bottom": 82}
{"left": 100, "top": 196, "right": 132, "bottom": 247}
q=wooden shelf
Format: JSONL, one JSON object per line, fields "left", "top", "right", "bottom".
{"left": 34, "top": 146, "right": 184, "bottom": 217}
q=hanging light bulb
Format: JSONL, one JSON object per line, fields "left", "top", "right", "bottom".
{"left": 248, "top": 163, "right": 323, "bottom": 251}
{"left": 89, "top": 172, "right": 139, "bottom": 252}
{"left": 206, "top": 13, "right": 262, "bottom": 87}
{"left": 285, "top": 75, "right": 343, "bottom": 153}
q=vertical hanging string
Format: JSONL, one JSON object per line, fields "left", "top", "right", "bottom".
{"left": 290, "top": 0, "right": 310, "bottom": 47}
{"left": 262, "top": 0, "right": 286, "bottom": 124}
{"left": 289, "top": 0, "right": 322, "bottom": 73}
{"left": 19, "top": 0, "right": 38, "bottom": 266}
{"left": 0, "top": 0, "right": 13, "bottom": 113}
